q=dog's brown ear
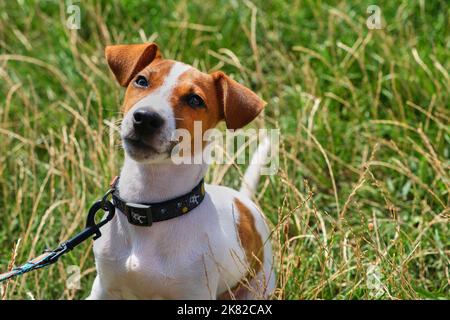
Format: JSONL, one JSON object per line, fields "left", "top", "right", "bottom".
{"left": 212, "top": 72, "right": 266, "bottom": 130}
{"left": 105, "top": 43, "right": 161, "bottom": 87}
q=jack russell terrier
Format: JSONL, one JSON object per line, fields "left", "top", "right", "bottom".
{"left": 87, "top": 43, "right": 275, "bottom": 300}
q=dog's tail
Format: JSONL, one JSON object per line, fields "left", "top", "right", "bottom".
{"left": 239, "top": 135, "right": 271, "bottom": 199}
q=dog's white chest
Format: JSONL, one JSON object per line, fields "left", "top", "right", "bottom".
{"left": 88, "top": 185, "right": 273, "bottom": 300}
{"left": 91, "top": 194, "right": 227, "bottom": 299}
{"left": 94, "top": 242, "right": 187, "bottom": 299}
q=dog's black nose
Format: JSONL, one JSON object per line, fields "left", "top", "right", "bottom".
{"left": 133, "top": 108, "right": 164, "bottom": 135}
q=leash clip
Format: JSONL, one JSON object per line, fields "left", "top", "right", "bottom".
{"left": 0, "top": 181, "right": 118, "bottom": 284}
{"left": 85, "top": 198, "right": 115, "bottom": 240}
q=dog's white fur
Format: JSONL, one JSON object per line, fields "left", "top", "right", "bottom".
{"left": 87, "top": 62, "right": 275, "bottom": 300}
{"left": 120, "top": 62, "right": 192, "bottom": 163}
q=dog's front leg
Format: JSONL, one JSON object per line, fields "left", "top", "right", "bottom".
{"left": 170, "top": 259, "right": 220, "bottom": 300}
{"left": 170, "top": 280, "right": 220, "bottom": 300}
{"left": 86, "top": 275, "right": 115, "bottom": 300}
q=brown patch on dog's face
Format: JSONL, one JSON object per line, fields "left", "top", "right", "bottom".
{"left": 169, "top": 69, "right": 223, "bottom": 150}
{"left": 122, "top": 59, "right": 175, "bottom": 114}
{"left": 106, "top": 42, "right": 266, "bottom": 163}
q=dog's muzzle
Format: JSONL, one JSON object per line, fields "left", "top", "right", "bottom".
{"left": 132, "top": 108, "right": 165, "bottom": 137}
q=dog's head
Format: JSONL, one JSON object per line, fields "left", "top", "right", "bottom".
{"left": 105, "top": 43, "right": 266, "bottom": 163}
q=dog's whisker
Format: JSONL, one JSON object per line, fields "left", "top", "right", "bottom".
{"left": 166, "top": 116, "right": 185, "bottom": 121}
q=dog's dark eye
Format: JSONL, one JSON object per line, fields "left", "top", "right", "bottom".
{"left": 134, "top": 75, "right": 149, "bottom": 88}
{"left": 187, "top": 94, "right": 205, "bottom": 108}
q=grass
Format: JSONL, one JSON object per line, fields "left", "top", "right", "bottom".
{"left": 0, "top": 0, "right": 448, "bottom": 300}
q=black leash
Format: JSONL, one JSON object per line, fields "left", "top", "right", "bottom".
{"left": 0, "top": 184, "right": 116, "bottom": 284}
{"left": 0, "top": 176, "right": 207, "bottom": 284}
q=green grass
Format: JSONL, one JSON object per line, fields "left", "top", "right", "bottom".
{"left": 0, "top": 0, "right": 448, "bottom": 299}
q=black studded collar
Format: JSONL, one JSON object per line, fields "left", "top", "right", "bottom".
{"left": 110, "top": 176, "right": 206, "bottom": 226}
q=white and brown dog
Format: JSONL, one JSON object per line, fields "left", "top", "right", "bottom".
{"left": 87, "top": 43, "right": 275, "bottom": 300}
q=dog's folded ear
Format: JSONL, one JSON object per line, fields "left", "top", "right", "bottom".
{"left": 212, "top": 72, "right": 266, "bottom": 130}
{"left": 105, "top": 43, "right": 161, "bottom": 87}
